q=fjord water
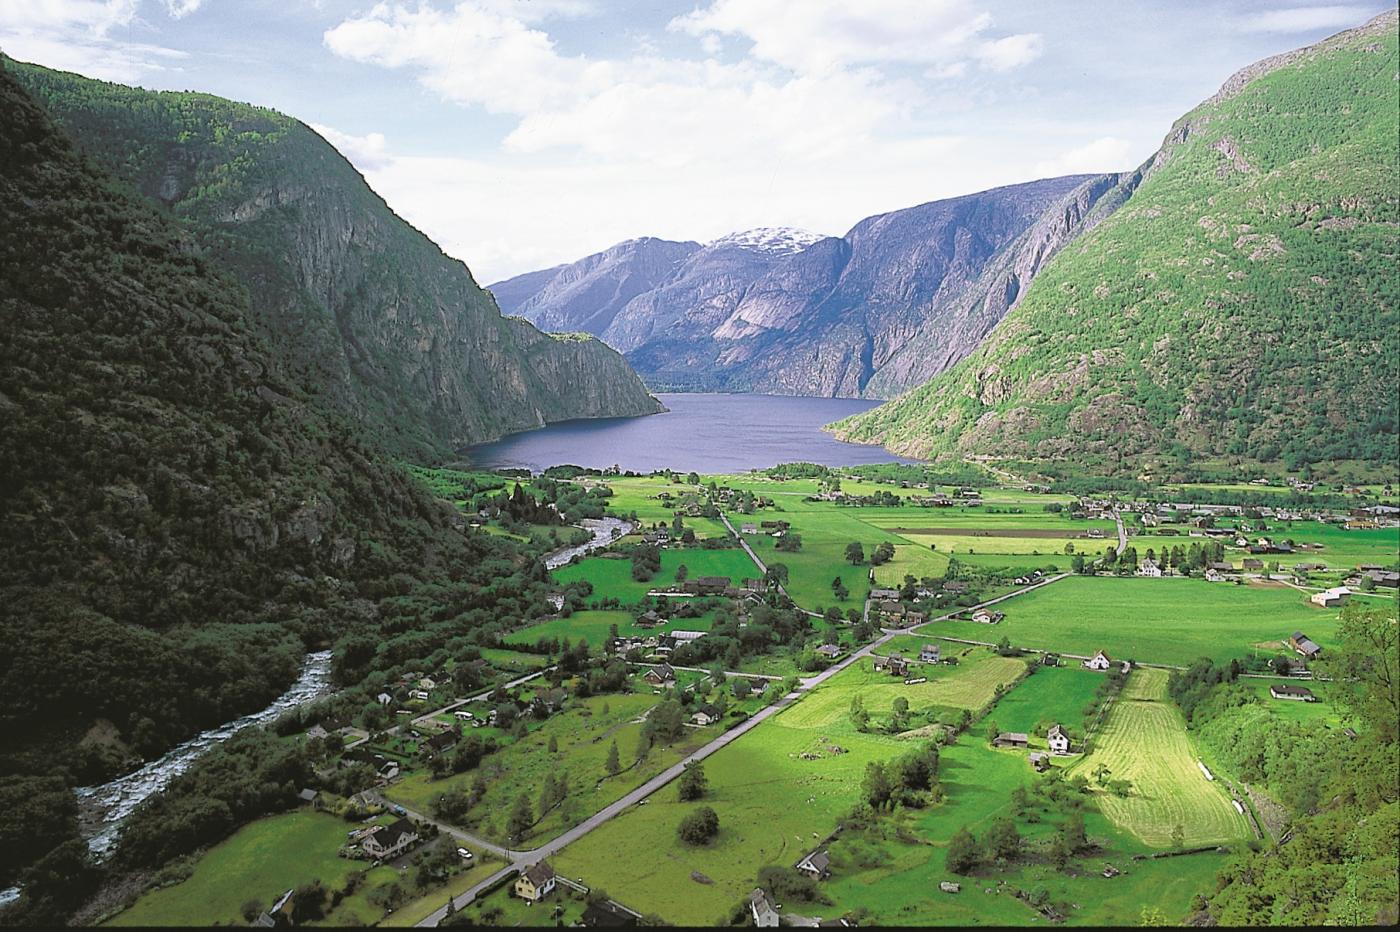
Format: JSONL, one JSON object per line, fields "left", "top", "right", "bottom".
{"left": 466, "top": 393, "right": 918, "bottom": 472}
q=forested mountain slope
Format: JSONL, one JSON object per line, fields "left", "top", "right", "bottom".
{"left": 0, "top": 61, "right": 539, "bottom": 818}
{"left": 494, "top": 178, "right": 1109, "bottom": 397}
{"left": 834, "top": 13, "right": 1399, "bottom": 472}
{"left": 8, "top": 59, "right": 662, "bottom": 460}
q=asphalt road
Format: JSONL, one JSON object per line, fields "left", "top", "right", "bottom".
{"left": 414, "top": 628, "right": 898, "bottom": 927}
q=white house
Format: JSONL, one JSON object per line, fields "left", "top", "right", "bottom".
{"left": 1269, "top": 684, "right": 1316, "bottom": 702}
{"left": 1136, "top": 558, "right": 1162, "bottom": 578}
{"left": 748, "top": 888, "right": 780, "bottom": 928}
{"left": 1047, "top": 724, "right": 1071, "bottom": 754}
{"left": 1310, "top": 586, "right": 1350, "bottom": 608}
{"left": 361, "top": 818, "right": 418, "bottom": 860}
{"left": 1084, "top": 650, "right": 1112, "bottom": 671}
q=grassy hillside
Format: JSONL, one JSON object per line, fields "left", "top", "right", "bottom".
{"left": 834, "top": 13, "right": 1398, "bottom": 475}
{"left": 7, "top": 58, "right": 661, "bottom": 461}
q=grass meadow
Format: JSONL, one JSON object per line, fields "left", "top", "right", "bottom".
{"left": 1068, "top": 669, "right": 1250, "bottom": 848}
{"left": 919, "top": 575, "right": 1342, "bottom": 666}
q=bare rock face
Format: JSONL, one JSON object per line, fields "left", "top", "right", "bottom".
{"left": 13, "top": 63, "right": 663, "bottom": 459}
{"left": 494, "top": 179, "right": 1102, "bottom": 398}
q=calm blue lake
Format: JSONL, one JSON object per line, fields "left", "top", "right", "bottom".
{"left": 465, "top": 393, "right": 919, "bottom": 473}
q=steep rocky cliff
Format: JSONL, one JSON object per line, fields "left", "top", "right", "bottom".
{"left": 10, "top": 60, "right": 662, "bottom": 460}
{"left": 495, "top": 180, "right": 1095, "bottom": 397}
{"left": 834, "top": 12, "right": 1399, "bottom": 472}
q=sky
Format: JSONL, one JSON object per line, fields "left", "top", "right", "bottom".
{"left": 0, "top": 1, "right": 1389, "bottom": 281}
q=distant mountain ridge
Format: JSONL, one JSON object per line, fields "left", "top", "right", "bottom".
{"left": 9, "top": 59, "right": 663, "bottom": 461}
{"left": 834, "top": 11, "right": 1400, "bottom": 472}
{"left": 492, "top": 176, "right": 1104, "bottom": 397}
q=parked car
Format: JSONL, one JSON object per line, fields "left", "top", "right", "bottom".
{"left": 457, "top": 847, "right": 473, "bottom": 860}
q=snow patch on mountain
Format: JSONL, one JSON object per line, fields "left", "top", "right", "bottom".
{"left": 708, "top": 226, "right": 825, "bottom": 255}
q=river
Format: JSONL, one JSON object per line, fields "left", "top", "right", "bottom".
{"left": 465, "top": 393, "right": 919, "bottom": 473}
{"left": 543, "top": 516, "right": 634, "bottom": 570}
{"left": 74, "top": 650, "right": 336, "bottom": 858}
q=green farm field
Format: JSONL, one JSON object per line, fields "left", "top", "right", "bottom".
{"left": 780, "top": 650, "right": 1027, "bottom": 731}
{"left": 985, "top": 665, "right": 1103, "bottom": 738}
{"left": 1069, "top": 669, "right": 1250, "bottom": 848}
{"left": 553, "top": 547, "right": 758, "bottom": 604}
{"left": 504, "top": 609, "right": 718, "bottom": 648}
{"left": 106, "top": 810, "right": 404, "bottom": 926}
{"left": 920, "top": 576, "right": 1342, "bottom": 666}
{"left": 547, "top": 654, "right": 1029, "bottom": 924}
{"left": 871, "top": 543, "right": 951, "bottom": 586}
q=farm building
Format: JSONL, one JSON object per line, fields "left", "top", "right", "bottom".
{"left": 795, "top": 848, "right": 831, "bottom": 880}
{"left": 1029, "top": 752, "right": 1050, "bottom": 772}
{"left": 1289, "top": 631, "right": 1323, "bottom": 658}
{"left": 644, "top": 664, "right": 677, "bottom": 686}
{"left": 515, "top": 861, "right": 557, "bottom": 903}
{"left": 684, "top": 576, "right": 730, "bottom": 595}
{"left": 1047, "top": 724, "right": 1071, "bottom": 754}
{"left": 690, "top": 705, "right": 720, "bottom": 726}
{"left": 874, "top": 655, "right": 909, "bottom": 676}
{"left": 919, "top": 644, "right": 941, "bottom": 663}
{"left": 939, "top": 881, "right": 961, "bottom": 893}
{"left": 1270, "top": 684, "right": 1317, "bottom": 702}
{"left": 748, "top": 888, "right": 780, "bottom": 927}
{"left": 1310, "top": 587, "right": 1350, "bottom": 608}
{"left": 740, "top": 523, "right": 758, "bottom": 534}
{"left": 1084, "top": 650, "right": 1112, "bottom": 671}
{"left": 993, "top": 732, "right": 1030, "bottom": 748}
{"left": 971, "top": 608, "right": 1004, "bottom": 624}
{"left": 869, "top": 588, "right": 901, "bottom": 601}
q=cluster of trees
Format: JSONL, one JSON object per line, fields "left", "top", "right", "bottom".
{"left": 858, "top": 742, "right": 941, "bottom": 810}
{"left": 842, "top": 541, "right": 896, "bottom": 566}
{"left": 629, "top": 543, "right": 661, "bottom": 581}
{"left": 677, "top": 806, "right": 720, "bottom": 845}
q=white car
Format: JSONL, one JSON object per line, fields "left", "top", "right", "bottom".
{"left": 457, "top": 848, "right": 473, "bottom": 860}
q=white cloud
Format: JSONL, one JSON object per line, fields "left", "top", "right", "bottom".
{"left": 668, "top": 0, "right": 1030, "bottom": 75}
{"left": 160, "top": 0, "right": 203, "bottom": 18}
{"left": 308, "top": 122, "right": 392, "bottom": 170}
{"left": 324, "top": 2, "right": 609, "bottom": 114}
{"left": 1033, "top": 136, "right": 1137, "bottom": 177}
{"left": 316, "top": 1, "right": 1070, "bottom": 279}
{"left": 1235, "top": 4, "right": 1372, "bottom": 33}
{"left": 0, "top": 0, "right": 189, "bottom": 81}
{"left": 974, "top": 33, "right": 1043, "bottom": 72}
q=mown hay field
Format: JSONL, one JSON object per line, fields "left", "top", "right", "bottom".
{"left": 1070, "top": 668, "right": 1250, "bottom": 848}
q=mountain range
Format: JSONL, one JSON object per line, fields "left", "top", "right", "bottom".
{"left": 7, "top": 60, "right": 662, "bottom": 462}
{"left": 834, "top": 10, "right": 1398, "bottom": 472}
{"left": 492, "top": 176, "right": 1133, "bottom": 398}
